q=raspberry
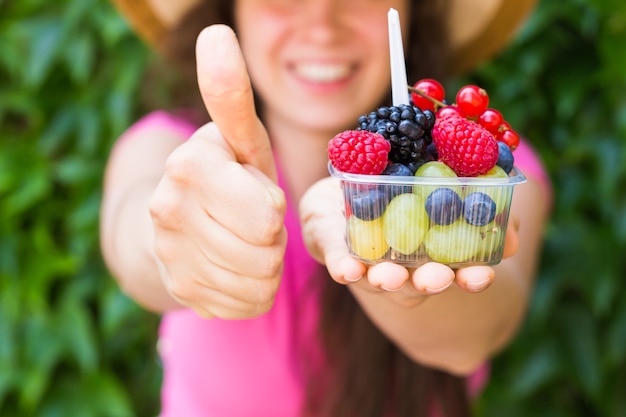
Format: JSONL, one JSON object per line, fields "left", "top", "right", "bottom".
{"left": 328, "top": 130, "right": 390, "bottom": 175}
{"left": 432, "top": 116, "right": 498, "bottom": 177}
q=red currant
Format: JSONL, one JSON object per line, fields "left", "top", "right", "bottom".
{"left": 477, "top": 108, "right": 504, "bottom": 135}
{"left": 497, "top": 127, "right": 520, "bottom": 151}
{"left": 436, "top": 105, "right": 463, "bottom": 120}
{"left": 411, "top": 78, "right": 445, "bottom": 112}
{"left": 456, "top": 85, "right": 489, "bottom": 118}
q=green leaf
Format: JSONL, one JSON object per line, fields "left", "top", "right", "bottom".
{"left": 509, "top": 341, "right": 561, "bottom": 397}
{"left": 0, "top": 306, "right": 18, "bottom": 408}
{"left": 19, "top": 313, "right": 65, "bottom": 410}
{"left": 559, "top": 306, "right": 602, "bottom": 400}
{"left": 22, "top": 18, "right": 64, "bottom": 88}
{"left": 605, "top": 302, "right": 626, "bottom": 368}
{"left": 56, "top": 297, "right": 98, "bottom": 373}
{"left": 62, "top": 33, "right": 95, "bottom": 85}
{"left": 39, "top": 372, "right": 134, "bottom": 417}
{"left": 2, "top": 157, "right": 51, "bottom": 218}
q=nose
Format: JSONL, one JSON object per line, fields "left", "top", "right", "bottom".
{"left": 300, "top": 0, "right": 344, "bottom": 42}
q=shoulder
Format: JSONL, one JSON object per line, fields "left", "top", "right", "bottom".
{"left": 119, "top": 110, "right": 199, "bottom": 143}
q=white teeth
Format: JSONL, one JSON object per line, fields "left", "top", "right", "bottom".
{"left": 295, "top": 64, "right": 350, "bottom": 82}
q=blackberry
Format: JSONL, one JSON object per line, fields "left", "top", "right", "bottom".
{"left": 357, "top": 104, "right": 435, "bottom": 172}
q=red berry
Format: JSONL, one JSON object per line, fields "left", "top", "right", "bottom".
{"left": 497, "top": 128, "right": 520, "bottom": 151}
{"left": 477, "top": 108, "right": 504, "bottom": 135}
{"left": 499, "top": 121, "right": 512, "bottom": 131}
{"left": 328, "top": 130, "right": 390, "bottom": 175}
{"left": 436, "top": 105, "right": 463, "bottom": 120}
{"left": 411, "top": 78, "right": 445, "bottom": 112}
{"left": 456, "top": 85, "right": 489, "bottom": 118}
{"left": 432, "top": 117, "right": 499, "bottom": 177}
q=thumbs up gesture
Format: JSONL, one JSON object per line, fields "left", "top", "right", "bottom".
{"left": 149, "top": 25, "right": 287, "bottom": 319}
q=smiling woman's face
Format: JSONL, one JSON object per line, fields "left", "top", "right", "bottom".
{"left": 234, "top": 0, "right": 410, "bottom": 135}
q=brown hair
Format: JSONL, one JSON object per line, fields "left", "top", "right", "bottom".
{"left": 307, "top": 274, "right": 470, "bottom": 417}
{"left": 159, "top": 1, "right": 470, "bottom": 416}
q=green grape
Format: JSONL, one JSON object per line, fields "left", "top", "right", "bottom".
{"left": 424, "top": 219, "right": 483, "bottom": 264}
{"left": 481, "top": 165, "right": 508, "bottom": 178}
{"left": 414, "top": 161, "right": 458, "bottom": 199}
{"left": 476, "top": 222, "right": 505, "bottom": 262}
{"left": 348, "top": 215, "right": 389, "bottom": 261}
{"left": 415, "top": 160, "right": 458, "bottom": 177}
{"left": 382, "top": 193, "right": 429, "bottom": 255}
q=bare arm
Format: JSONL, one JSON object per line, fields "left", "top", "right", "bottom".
{"left": 100, "top": 129, "right": 184, "bottom": 312}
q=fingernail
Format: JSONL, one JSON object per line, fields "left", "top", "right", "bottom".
{"left": 465, "top": 279, "right": 491, "bottom": 292}
{"left": 267, "top": 185, "right": 285, "bottom": 207}
{"left": 381, "top": 285, "right": 402, "bottom": 292}
{"left": 425, "top": 279, "right": 453, "bottom": 295}
{"left": 344, "top": 274, "right": 363, "bottom": 283}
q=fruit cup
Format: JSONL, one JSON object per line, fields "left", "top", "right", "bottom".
{"left": 329, "top": 163, "right": 526, "bottom": 268}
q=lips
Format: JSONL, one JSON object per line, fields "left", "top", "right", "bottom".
{"left": 293, "top": 63, "right": 353, "bottom": 83}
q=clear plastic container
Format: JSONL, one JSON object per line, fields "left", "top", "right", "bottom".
{"left": 329, "top": 163, "right": 527, "bottom": 268}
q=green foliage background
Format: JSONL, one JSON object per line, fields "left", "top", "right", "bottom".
{"left": 0, "top": 0, "right": 625, "bottom": 416}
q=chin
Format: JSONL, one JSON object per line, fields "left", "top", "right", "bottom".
{"left": 297, "top": 110, "right": 361, "bottom": 135}
{"left": 288, "top": 98, "right": 371, "bottom": 129}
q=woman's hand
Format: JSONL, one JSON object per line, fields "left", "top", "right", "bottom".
{"left": 148, "top": 25, "right": 287, "bottom": 319}
{"left": 300, "top": 176, "right": 521, "bottom": 308}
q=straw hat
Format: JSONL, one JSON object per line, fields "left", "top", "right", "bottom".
{"left": 111, "top": 0, "right": 536, "bottom": 74}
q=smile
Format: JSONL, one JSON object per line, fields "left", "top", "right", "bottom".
{"left": 293, "top": 63, "right": 352, "bottom": 83}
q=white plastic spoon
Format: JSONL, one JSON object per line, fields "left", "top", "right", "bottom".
{"left": 388, "top": 8, "right": 409, "bottom": 106}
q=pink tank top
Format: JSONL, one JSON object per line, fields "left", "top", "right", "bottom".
{"left": 120, "top": 111, "right": 550, "bottom": 417}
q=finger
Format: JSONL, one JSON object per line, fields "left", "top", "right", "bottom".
{"left": 152, "top": 141, "right": 285, "bottom": 246}
{"left": 324, "top": 244, "right": 367, "bottom": 284}
{"left": 454, "top": 265, "right": 495, "bottom": 292}
{"left": 196, "top": 24, "right": 276, "bottom": 182}
{"left": 366, "top": 262, "right": 409, "bottom": 291}
{"left": 155, "top": 232, "right": 281, "bottom": 318}
{"left": 411, "top": 262, "right": 455, "bottom": 295}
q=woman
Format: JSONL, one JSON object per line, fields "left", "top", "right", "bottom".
{"left": 101, "top": 0, "right": 551, "bottom": 416}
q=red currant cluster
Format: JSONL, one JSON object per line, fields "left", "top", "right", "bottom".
{"left": 409, "top": 79, "right": 520, "bottom": 151}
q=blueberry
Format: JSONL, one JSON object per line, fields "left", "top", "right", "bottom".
{"left": 496, "top": 141, "right": 514, "bottom": 174}
{"left": 382, "top": 162, "right": 414, "bottom": 196}
{"left": 347, "top": 186, "right": 389, "bottom": 221}
{"left": 382, "top": 162, "right": 413, "bottom": 177}
{"left": 463, "top": 192, "right": 496, "bottom": 226}
{"left": 425, "top": 188, "right": 463, "bottom": 225}
{"left": 405, "top": 160, "right": 425, "bottom": 174}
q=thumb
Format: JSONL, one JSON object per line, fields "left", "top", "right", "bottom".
{"left": 196, "top": 24, "right": 277, "bottom": 182}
